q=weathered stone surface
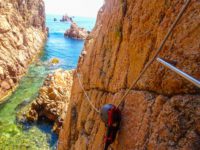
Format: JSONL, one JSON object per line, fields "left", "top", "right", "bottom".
{"left": 58, "top": 0, "right": 200, "bottom": 149}
{"left": 27, "top": 69, "right": 74, "bottom": 133}
{"left": 64, "top": 23, "right": 89, "bottom": 40}
{"left": 1, "top": 81, "right": 11, "bottom": 90}
{"left": 0, "top": 16, "right": 11, "bottom": 33}
{"left": 0, "top": 0, "right": 46, "bottom": 101}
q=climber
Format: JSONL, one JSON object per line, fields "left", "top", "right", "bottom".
{"left": 100, "top": 104, "right": 121, "bottom": 150}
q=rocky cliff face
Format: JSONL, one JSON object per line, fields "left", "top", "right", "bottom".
{"left": 0, "top": 0, "right": 46, "bottom": 101}
{"left": 58, "top": 0, "right": 200, "bottom": 149}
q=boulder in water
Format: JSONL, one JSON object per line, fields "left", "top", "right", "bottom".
{"left": 64, "top": 23, "right": 89, "bottom": 40}
{"left": 50, "top": 58, "right": 60, "bottom": 65}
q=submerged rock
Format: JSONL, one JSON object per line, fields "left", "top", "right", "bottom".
{"left": 50, "top": 58, "right": 60, "bottom": 65}
{"left": 15, "top": 99, "right": 30, "bottom": 111}
{"left": 64, "top": 23, "right": 89, "bottom": 40}
{"left": 26, "top": 69, "right": 73, "bottom": 133}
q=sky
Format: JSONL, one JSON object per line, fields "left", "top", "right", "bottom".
{"left": 44, "top": 0, "right": 104, "bottom": 17}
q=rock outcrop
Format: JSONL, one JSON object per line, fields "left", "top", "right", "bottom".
{"left": 64, "top": 23, "right": 89, "bottom": 40}
{"left": 60, "top": 15, "right": 73, "bottom": 22}
{"left": 27, "top": 69, "right": 73, "bottom": 133}
{"left": 58, "top": 0, "right": 200, "bottom": 149}
{"left": 0, "top": 0, "right": 46, "bottom": 101}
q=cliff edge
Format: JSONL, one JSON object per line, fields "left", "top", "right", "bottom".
{"left": 0, "top": 0, "right": 46, "bottom": 101}
{"left": 59, "top": 0, "right": 200, "bottom": 149}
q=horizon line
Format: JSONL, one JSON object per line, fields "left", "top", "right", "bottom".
{"left": 45, "top": 13, "right": 98, "bottom": 18}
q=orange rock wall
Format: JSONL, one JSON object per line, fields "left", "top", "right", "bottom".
{"left": 0, "top": 0, "right": 46, "bottom": 101}
{"left": 59, "top": 0, "right": 200, "bottom": 149}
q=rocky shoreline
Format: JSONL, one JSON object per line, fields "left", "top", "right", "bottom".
{"left": 26, "top": 69, "right": 73, "bottom": 133}
{"left": 0, "top": 51, "right": 45, "bottom": 103}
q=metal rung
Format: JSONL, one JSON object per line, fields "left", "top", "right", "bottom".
{"left": 157, "top": 57, "right": 200, "bottom": 88}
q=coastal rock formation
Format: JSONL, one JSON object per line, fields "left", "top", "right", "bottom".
{"left": 58, "top": 0, "right": 200, "bottom": 149}
{"left": 64, "top": 23, "right": 89, "bottom": 40}
{"left": 0, "top": 0, "right": 46, "bottom": 101}
{"left": 60, "top": 15, "right": 73, "bottom": 22}
{"left": 27, "top": 69, "right": 73, "bottom": 133}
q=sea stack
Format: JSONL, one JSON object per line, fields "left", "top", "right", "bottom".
{"left": 60, "top": 14, "right": 73, "bottom": 22}
{"left": 64, "top": 22, "right": 89, "bottom": 40}
{"left": 0, "top": 0, "right": 46, "bottom": 101}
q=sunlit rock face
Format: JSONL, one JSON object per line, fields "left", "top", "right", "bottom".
{"left": 64, "top": 23, "right": 89, "bottom": 40}
{"left": 58, "top": 0, "right": 200, "bottom": 149}
{"left": 27, "top": 69, "right": 74, "bottom": 133}
{"left": 0, "top": 0, "right": 46, "bottom": 101}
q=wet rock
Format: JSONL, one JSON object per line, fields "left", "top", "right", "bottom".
{"left": 46, "top": 27, "right": 49, "bottom": 36}
{"left": 27, "top": 109, "right": 38, "bottom": 122}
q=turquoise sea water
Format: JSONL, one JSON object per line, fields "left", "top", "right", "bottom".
{"left": 0, "top": 15, "right": 96, "bottom": 149}
{"left": 42, "top": 15, "right": 95, "bottom": 69}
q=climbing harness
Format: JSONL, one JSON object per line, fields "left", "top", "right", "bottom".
{"left": 100, "top": 104, "right": 121, "bottom": 150}
{"left": 76, "top": 72, "right": 121, "bottom": 149}
{"left": 75, "top": 0, "right": 192, "bottom": 149}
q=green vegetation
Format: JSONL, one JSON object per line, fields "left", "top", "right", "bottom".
{"left": 0, "top": 64, "right": 57, "bottom": 150}
{"left": 115, "top": 24, "right": 122, "bottom": 38}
